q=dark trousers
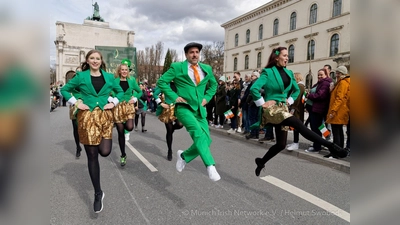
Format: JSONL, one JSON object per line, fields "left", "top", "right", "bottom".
{"left": 230, "top": 108, "right": 238, "bottom": 129}
{"left": 248, "top": 106, "right": 259, "bottom": 136}
{"left": 331, "top": 124, "right": 345, "bottom": 148}
{"left": 206, "top": 104, "right": 214, "bottom": 122}
{"left": 307, "top": 105, "right": 324, "bottom": 151}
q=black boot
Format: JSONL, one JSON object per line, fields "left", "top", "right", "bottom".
{"left": 328, "top": 143, "right": 348, "bottom": 158}
{"left": 167, "top": 150, "right": 172, "bottom": 161}
{"left": 76, "top": 148, "right": 82, "bottom": 158}
{"left": 255, "top": 158, "right": 265, "bottom": 177}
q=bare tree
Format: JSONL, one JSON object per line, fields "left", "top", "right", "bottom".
{"left": 169, "top": 49, "right": 179, "bottom": 62}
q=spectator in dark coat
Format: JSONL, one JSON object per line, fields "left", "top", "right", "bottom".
{"left": 305, "top": 68, "right": 332, "bottom": 153}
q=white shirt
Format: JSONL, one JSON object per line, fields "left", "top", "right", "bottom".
{"left": 188, "top": 63, "right": 205, "bottom": 86}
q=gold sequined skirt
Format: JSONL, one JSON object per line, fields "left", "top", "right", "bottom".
{"left": 77, "top": 107, "right": 114, "bottom": 145}
{"left": 158, "top": 104, "right": 176, "bottom": 123}
{"left": 261, "top": 103, "right": 292, "bottom": 130}
{"left": 112, "top": 101, "right": 135, "bottom": 123}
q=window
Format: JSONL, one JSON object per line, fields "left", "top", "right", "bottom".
{"left": 332, "top": 0, "right": 342, "bottom": 17}
{"left": 246, "top": 29, "right": 250, "bottom": 44}
{"left": 309, "top": 4, "right": 317, "bottom": 24}
{"left": 257, "top": 52, "right": 262, "bottom": 68}
{"left": 235, "top": 34, "right": 238, "bottom": 47}
{"left": 330, "top": 34, "right": 339, "bottom": 57}
{"left": 307, "top": 40, "right": 315, "bottom": 60}
{"left": 290, "top": 12, "right": 297, "bottom": 31}
{"left": 288, "top": 45, "right": 295, "bottom": 63}
{"left": 258, "top": 25, "right": 263, "bottom": 40}
{"left": 273, "top": 19, "right": 279, "bottom": 36}
{"left": 234, "top": 57, "right": 237, "bottom": 71}
{"left": 244, "top": 55, "right": 249, "bottom": 69}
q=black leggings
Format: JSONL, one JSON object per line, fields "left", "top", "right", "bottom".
{"left": 135, "top": 113, "right": 146, "bottom": 128}
{"left": 259, "top": 116, "right": 333, "bottom": 165}
{"left": 214, "top": 114, "right": 225, "bottom": 126}
{"left": 84, "top": 139, "right": 112, "bottom": 193}
{"left": 164, "top": 120, "right": 183, "bottom": 151}
{"left": 115, "top": 119, "right": 134, "bottom": 157}
{"left": 71, "top": 119, "right": 81, "bottom": 150}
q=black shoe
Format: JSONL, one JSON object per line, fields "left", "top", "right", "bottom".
{"left": 246, "top": 134, "right": 259, "bottom": 140}
{"left": 255, "top": 158, "right": 265, "bottom": 177}
{"left": 328, "top": 143, "right": 348, "bottom": 158}
{"left": 76, "top": 148, "right": 82, "bottom": 158}
{"left": 167, "top": 150, "right": 172, "bottom": 161}
{"left": 94, "top": 191, "right": 104, "bottom": 213}
{"left": 142, "top": 129, "right": 147, "bottom": 133}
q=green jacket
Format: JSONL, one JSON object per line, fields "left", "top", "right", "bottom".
{"left": 61, "top": 69, "right": 123, "bottom": 111}
{"left": 251, "top": 66, "right": 300, "bottom": 106}
{"left": 157, "top": 60, "right": 217, "bottom": 118}
{"left": 112, "top": 77, "right": 142, "bottom": 102}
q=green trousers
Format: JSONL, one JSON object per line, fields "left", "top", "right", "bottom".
{"left": 175, "top": 105, "right": 215, "bottom": 167}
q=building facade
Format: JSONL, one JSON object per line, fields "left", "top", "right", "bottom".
{"left": 221, "top": 0, "right": 350, "bottom": 88}
{"left": 54, "top": 20, "right": 135, "bottom": 84}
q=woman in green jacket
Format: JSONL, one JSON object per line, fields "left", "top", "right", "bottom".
{"left": 113, "top": 61, "right": 142, "bottom": 166}
{"left": 250, "top": 47, "right": 348, "bottom": 177}
{"left": 61, "top": 50, "right": 123, "bottom": 213}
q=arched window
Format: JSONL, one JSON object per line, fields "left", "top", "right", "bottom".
{"left": 307, "top": 40, "right": 315, "bottom": 60}
{"left": 288, "top": 45, "right": 295, "bottom": 63}
{"left": 273, "top": 19, "right": 279, "bottom": 36}
{"left": 309, "top": 4, "right": 317, "bottom": 24}
{"left": 235, "top": 34, "right": 239, "bottom": 47}
{"left": 333, "top": 0, "right": 342, "bottom": 17}
{"left": 257, "top": 52, "right": 262, "bottom": 68}
{"left": 290, "top": 12, "right": 297, "bottom": 31}
{"left": 234, "top": 57, "right": 237, "bottom": 71}
{"left": 330, "top": 34, "right": 339, "bottom": 56}
{"left": 306, "top": 73, "right": 313, "bottom": 90}
{"left": 244, "top": 55, "right": 249, "bottom": 69}
{"left": 258, "top": 25, "right": 263, "bottom": 40}
{"left": 246, "top": 29, "right": 250, "bottom": 44}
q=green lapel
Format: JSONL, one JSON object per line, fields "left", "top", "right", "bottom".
{"left": 82, "top": 70, "right": 98, "bottom": 95}
{"left": 272, "top": 66, "right": 284, "bottom": 93}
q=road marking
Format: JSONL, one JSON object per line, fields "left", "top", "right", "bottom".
{"left": 260, "top": 175, "right": 350, "bottom": 222}
{"left": 126, "top": 142, "right": 158, "bottom": 172}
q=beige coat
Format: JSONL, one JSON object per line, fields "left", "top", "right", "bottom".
{"left": 326, "top": 76, "right": 350, "bottom": 125}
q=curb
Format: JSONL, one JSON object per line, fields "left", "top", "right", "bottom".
{"left": 209, "top": 126, "right": 350, "bottom": 174}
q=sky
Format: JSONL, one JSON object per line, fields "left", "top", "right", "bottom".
{"left": 50, "top": 0, "right": 273, "bottom": 64}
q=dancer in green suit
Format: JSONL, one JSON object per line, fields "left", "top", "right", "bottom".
{"left": 250, "top": 47, "right": 348, "bottom": 177}
{"left": 157, "top": 42, "right": 220, "bottom": 181}
{"left": 61, "top": 49, "right": 123, "bottom": 213}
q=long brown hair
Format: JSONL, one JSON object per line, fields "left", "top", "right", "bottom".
{"left": 80, "top": 49, "right": 107, "bottom": 71}
{"left": 265, "top": 46, "right": 287, "bottom": 68}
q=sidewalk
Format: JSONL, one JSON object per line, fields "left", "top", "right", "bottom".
{"left": 209, "top": 123, "right": 350, "bottom": 174}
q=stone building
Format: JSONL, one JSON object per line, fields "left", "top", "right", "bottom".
{"left": 54, "top": 19, "right": 135, "bottom": 84}
{"left": 221, "top": 0, "right": 350, "bottom": 88}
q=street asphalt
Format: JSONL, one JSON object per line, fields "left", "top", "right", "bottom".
{"left": 50, "top": 106, "right": 350, "bottom": 225}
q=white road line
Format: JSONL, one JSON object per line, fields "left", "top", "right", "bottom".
{"left": 126, "top": 142, "right": 158, "bottom": 172}
{"left": 260, "top": 175, "right": 350, "bottom": 222}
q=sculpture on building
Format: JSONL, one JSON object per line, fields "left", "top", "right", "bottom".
{"left": 85, "top": 1, "right": 105, "bottom": 22}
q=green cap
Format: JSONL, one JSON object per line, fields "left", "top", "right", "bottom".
{"left": 121, "top": 59, "right": 131, "bottom": 67}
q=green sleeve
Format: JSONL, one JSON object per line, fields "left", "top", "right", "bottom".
{"left": 61, "top": 74, "right": 80, "bottom": 101}
{"left": 250, "top": 73, "right": 268, "bottom": 102}
{"left": 204, "top": 69, "right": 217, "bottom": 103}
{"left": 153, "top": 87, "right": 161, "bottom": 100}
{"left": 157, "top": 64, "right": 179, "bottom": 101}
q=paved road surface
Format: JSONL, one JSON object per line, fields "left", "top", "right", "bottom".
{"left": 50, "top": 107, "right": 350, "bottom": 225}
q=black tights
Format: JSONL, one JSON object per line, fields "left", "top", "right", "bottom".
{"left": 164, "top": 120, "right": 183, "bottom": 151}
{"left": 115, "top": 119, "right": 134, "bottom": 157}
{"left": 71, "top": 119, "right": 81, "bottom": 150}
{"left": 135, "top": 113, "right": 146, "bottom": 128}
{"left": 259, "top": 116, "right": 333, "bottom": 165}
{"left": 84, "top": 139, "right": 112, "bottom": 193}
